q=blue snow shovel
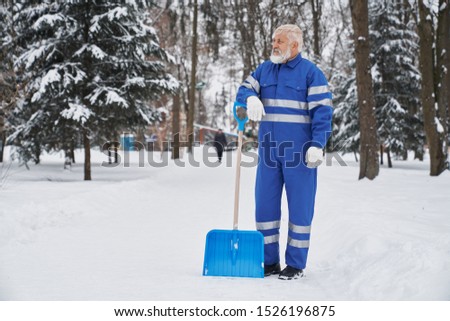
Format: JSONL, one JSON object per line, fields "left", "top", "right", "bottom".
{"left": 202, "top": 101, "right": 264, "bottom": 278}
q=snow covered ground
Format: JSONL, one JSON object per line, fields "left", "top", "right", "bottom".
{"left": 0, "top": 146, "right": 449, "bottom": 301}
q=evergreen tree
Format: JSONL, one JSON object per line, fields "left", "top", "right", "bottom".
{"left": 0, "top": 1, "right": 16, "bottom": 163}
{"left": 331, "top": 71, "right": 360, "bottom": 158}
{"left": 10, "top": 1, "right": 178, "bottom": 179}
{"left": 333, "top": 0, "right": 425, "bottom": 166}
{"left": 369, "top": 0, "right": 424, "bottom": 163}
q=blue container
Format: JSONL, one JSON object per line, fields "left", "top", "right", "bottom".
{"left": 120, "top": 134, "right": 134, "bottom": 151}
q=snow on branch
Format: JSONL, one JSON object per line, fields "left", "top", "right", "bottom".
{"left": 90, "top": 7, "right": 129, "bottom": 33}
{"left": 32, "top": 13, "right": 65, "bottom": 30}
{"left": 60, "top": 102, "right": 93, "bottom": 124}
{"left": 74, "top": 44, "right": 107, "bottom": 60}
{"left": 21, "top": 46, "right": 46, "bottom": 69}
{"left": 88, "top": 87, "right": 129, "bottom": 108}
{"left": 8, "top": 110, "right": 44, "bottom": 141}
{"left": 125, "top": 77, "right": 146, "bottom": 87}
{"left": 62, "top": 64, "right": 86, "bottom": 87}
{"left": 106, "top": 90, "right": 128, "bottom": 108}
{"left": 148, "top": 75, "right": 179, "bottom": 92}
{"left": 137, "top": 107, "right": 152, "bottom": 124}
{"left": 31, "top": 69, "right": 61, "bottom": 103}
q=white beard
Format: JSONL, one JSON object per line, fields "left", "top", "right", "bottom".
{"left": 270, "top": 47, "right": 291, "bottom": 64}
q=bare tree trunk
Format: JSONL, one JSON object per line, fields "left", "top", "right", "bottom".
{"left": 446, "top": 3, "right": 450, "bottom": 142}
{"left": 0, "top": 0, "right": 16, "bottom": 163}
{"left": 436, "top": 0, "right": 449, "bottom": 166}
{"left": 32, "top": 144, "right": 41, "bottom": 164}
{"left": 386, "top": 147, "right": 392, "bottom": 168}
{"left": 402, "top": 149, "right": 408, "bottom": 161}
{"left": 187, "top": 0, "right": 198, "bottom": 154}
{"left": 327, "top": 0, "right": 351, "bottom": 79}
{"left": 257, "top": 1, "right": 272, "bottom": 59}
{"left": 246, "top": 0, "right": 261, "bottom": 67}
{"left": 402, "top": 0, "right": 411, "bottom": 25}
{"left": 172, "top": 90, "right": 181, "bottom": 160}
{"left": 196, "top": 89, "right": 207, "bottom": 125}
{"left": 350, "top": 0, "right": 379, "bottom": 180}
{"left": 418, "top": 0, "right": 447, "bottom": 176}
{"left": 83, "top": 128, "right": 91, "bottom": 181}
{"left": 114, "top": 142, "right": 118, "bottom": 164}
{"left": 233, "top": 1, "right": 255, "bottom": 78}
{"left": 0, "top": 99, "right": 8, "bottom": 164}
{"left": 0, "top": 111, "right": 4, "bottom": 163}
{"left": 0, "top": 130, "right": 5, "bottom": 163}
{"left": 156, "top": 113, "right": 169, "bottom": 159}
{"left": 310, "top": 0, "right": 322, "bottom": 60}
{"left": 81, "top": 0, "right": 91, "bottom": 180}
{"left": 447, "top": 7, "right": 450, "bottom": 147}
{"left": 380, "top": 144, "right": 384, "bottom": 165}
{"left": 414, "top": 146, "right": 424, "bottom": 161}
{"left": 70, "top": 139, "right": 75, "bottom": 163}
{"left": 437, "top": 0, "right": 449, "bottom": 165}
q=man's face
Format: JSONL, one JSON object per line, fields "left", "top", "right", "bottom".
{"left": 271, "top": 32, "right": 290, "bottom": 58}
{"left": 270, "top": 32, "right": 296, "bottom": 64}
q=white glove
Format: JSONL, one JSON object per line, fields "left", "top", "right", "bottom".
{"left": 246, "top": 96, "right": 265, "bottom": 121}
{"left": 306, "top": 147, "right": 324, "bottom": 168}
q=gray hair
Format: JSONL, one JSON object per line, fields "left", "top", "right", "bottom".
{"left": 273, "top": 24, "right": 303, "bottom": 52}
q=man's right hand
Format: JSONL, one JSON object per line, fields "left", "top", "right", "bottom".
{"left": 246, "top": 96, "right": 265, "bottom": 121}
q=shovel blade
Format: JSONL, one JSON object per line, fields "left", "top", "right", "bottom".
{"left": 203, "top": 229, "right": 264, "bottom": 278}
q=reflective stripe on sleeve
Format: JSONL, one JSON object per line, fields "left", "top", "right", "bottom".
{"left": 262, "top": 114, "right": 311, "bottom": 123}
{"left": 242, "top": 83, "right": 253, "bottom": 90}
{"left": 243, "top": 75, "right": 260, "bottom": 94}
{"left": 308, "top": 98, "right": 333, "bottom": 110}
{"left": 308, "top": 85, "right": 329, "bottom": 96}
{"left": 288, "top": 237, "right": 310, "bottom": 248}
{"left": 288, "top": 222, "right": 311, "bottom": 234}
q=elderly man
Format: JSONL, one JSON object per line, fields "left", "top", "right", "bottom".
{"left": 236, "top": 24, "right": 333, "bottom": 280}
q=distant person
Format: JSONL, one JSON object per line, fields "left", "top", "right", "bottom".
{"left": 213, "top": 129, "right": 228, "bottom": 163}
{"left": 64, "top": 153, "right": 72, "bottom": 170}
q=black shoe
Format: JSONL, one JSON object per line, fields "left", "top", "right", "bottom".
{"left": 264, "top": 263, "right": 281, "bottom": 277}
{"left": 278, "top": 265, "right": 304, "bottom": 280}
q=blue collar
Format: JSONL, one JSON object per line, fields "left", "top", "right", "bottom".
{"left": 286, "top": 53, "right": 302, "bottom": 68}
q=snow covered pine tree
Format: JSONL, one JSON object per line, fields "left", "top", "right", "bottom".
{"left": 0, "top": 2, "right": 16, "bottom": 163}
{"left": 369, "top": 0, "right": 424, "bottom": 165}
{"left": 334, "top": 0, "right": 424, "bottom": 167}
{"left": 10, "top": 0, "right": 178, "bottom": 179}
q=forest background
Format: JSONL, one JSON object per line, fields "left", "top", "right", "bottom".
{"left": 0, "top": 0, "right": 449, "bottom": 180}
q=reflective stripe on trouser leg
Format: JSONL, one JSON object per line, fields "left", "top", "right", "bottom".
{"left": 256, "top": 221, "right": 281, "bottom": 247}
{"left": 255, "top": 133, "right": 283, "bottom": 266}
{"left": 284, "top": 166, "right": 317, "bottom": 270}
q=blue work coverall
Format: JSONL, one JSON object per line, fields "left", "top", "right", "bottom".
{"left": 236, "top": 53, "right": 333, "bottom": 270}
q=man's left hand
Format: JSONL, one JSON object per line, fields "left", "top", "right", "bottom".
{"left": 306, "top": 147, "right": 324, "bottom": 168}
